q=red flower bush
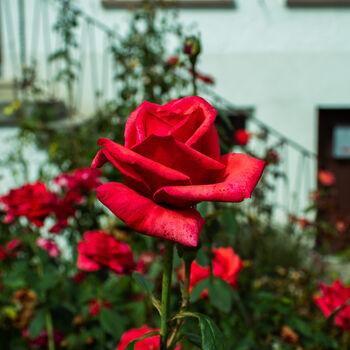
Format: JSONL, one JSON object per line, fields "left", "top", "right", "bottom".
{"left": 54, "top": 168, "right": 102, "bottom": 192}
{"left": 1, "top": 182, "right": 55, "bottom": 227}
{"left": 187, "top": 247, "right": 243, "bottom": 294}
{"left": 116, "top": 325, "right": 180, "bottom": 350}
{"left": 235, "top": 129, "right": 250, "bottom": 146}
{"left": 314, "top": 280, "right": 350, "bottom": 330}
{"left": 23, "top": 329, "right": 64, "bottom": 348}
{"left": 88, "top": 298, "right": 112, "bottom": 316}
{"left": 92, "top": 97, "right": 264, "bottom": 247}
{"left": 77, "top": 231, "right": 136, "bottom": 274}
{"left": 318, "top": 170, "right": 335, "bottom": 187}
{"left": 0, "top": 239, "right": 22, "bottom": 260}
{"left": 36, "top": 237, "right": 60, "bottom": 258}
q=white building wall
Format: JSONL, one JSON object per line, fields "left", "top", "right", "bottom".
{"left": 1, "top": 0, "right": 350, "bottom": 216}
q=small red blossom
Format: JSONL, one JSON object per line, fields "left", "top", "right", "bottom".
{"left": 235, "top": 129, "right": 250, "bottom": 146}
{"left": 72, "top": 271, "right": 86, "bottom": 284}
{"left": 318, "top": 170, "right": 335, "bottom": 187}
{"left": 54, "top": 168, "right": 102, "bottom": 193}
{"left": 88, "top": 298, "right": 112, "bottom": 316}
{"left": 314, "top": 280, "right": 350, "bottom": 330}
{"left": 117, "top": 325, "right": 180, "bottom": 350}
{"left": 77, "top": 231, "right": 136, "bottom": 274}
{"left": 166, "top": 56, "right": 179, "bottom": 66}
{"left": 336, "top": 221, "right": 347, "bottom": 233}
{"left": 1, "top": 183, "right": 55, "bottom": 227}
{"left": 186, "top": 247, "right": 243, "bottom": 296}
{"left": 188, "top": 68, "right": 215, "bottom": 85}
{"left": 36, "top": 237, "right": 60, "bottom": 258}
{"left": 135, "top": 252, "right": 154, "bottom": 274}
{"left": 297, "top": 218, "right": 310, "bottom": 229}
{"left": 0, "top": 239, "right": 22, "bottom": 261}
{"left": 23, "top": 329, "right": 64, "bottom": 348}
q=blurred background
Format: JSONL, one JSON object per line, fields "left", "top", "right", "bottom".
{"left": 0, "top": 0, "right": 350, "bottom": 349}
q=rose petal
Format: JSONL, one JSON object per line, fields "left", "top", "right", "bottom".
{"left": 124, "top": 97, "right": 217, "bottom": 152}
{"left": 97, "top": 182, "right": 205, "bottom": 247}
{"left": 95, "top": 138, "right": 191, "bottom": 193}
{"left": 77, "top": 244, "right": 101, "bottom": 271}
{"left": 154, "top": 153, "right": 265, "bottom": 207}
{"left": 132, "top": 134, "right": 224, "bottom": 185}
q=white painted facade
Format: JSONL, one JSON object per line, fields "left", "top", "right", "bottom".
{"left": 1, "top": 0, "right": 350, "bottom": 217}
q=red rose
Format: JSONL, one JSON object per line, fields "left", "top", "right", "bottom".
{"left": 23, "top": 329, "right": 64, "bottom": 348}
{"left": 54, "top": 168, "right": 102, "bottom": 192}
{"left": 88, "top": 298, "right": 112, "bottom": 316}
{"left": 318, "top": 170, "right": 335, "bottom": 186}
{"left": 77, "top": 231, "right": 136, "bottom": 274}
{"left": 1, "top": 182, "right": 55, "bottom": 227}
{"left": 92, "top": 97, "right": 265, "bottom": 247}
{"left": 186, "top": 247, "right": 243, "bottom": 295}
{"left": 166, "top": 56, "right": 179, "bottom": 66}
{"left": 235, "top": 129, "right": 250, "bottom": 146}
{"left": 72, "top": 271, "right": 86, "bottom": 284}
{"left": 36, "top": 237, "right": 60, "bottom": 257}
{"left": 0, "top": 239, "right": 22, "bottom": 261}
{"left": 116, "top": 325, "right": 180, "bottom": 350}
{"left": 314, "top": 280, "right": 350, "bottom": 330}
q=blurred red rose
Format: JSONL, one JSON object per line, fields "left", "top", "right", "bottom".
{"left": 116, "top": 325, "right": 180, "bottom": 350}
{"left": 166, "top": 56, "right": 179, "bottom": 66}
{"left": 314, "top": 280, "right": 350, "bottom": 330}
{"left": 72, "top": 271, "right": 86, "bottom": 284}
{"left": 54, "top": 168, "right": 102, "bottom": 192}
{"left": 1, "top": 182, "right": 55, "bottom": 227}
{"left": 235, "top": 129, "right": 250, "bottom": 146}
{"left": 0, "top": 239, "right": 22, "bottom": 260}
{"left": 50, "top": 189, "right": 82, "bottom": 233}
{"left": 318, "top": 170, "right": 335, "bottom": 186}
{"left": 36, "top": 237, "right": 60, "bottom": 257}
{"left": 88, "top": 298, "right": 112, "bottom": 316}
{"left": 186, "top": 247, "right": 243, "bottom": 296}
{"left": 23, "top": 329, "right": 64, "bottom": 348}
{"left": 77, "top": 231, "right": 136, "bottom": 274}
{"left": 92, "top": 97, "right": 265, "bottom": 247}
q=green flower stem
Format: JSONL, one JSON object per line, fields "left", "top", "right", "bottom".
{"left": 191, "top": 60, "right": 197, "bottom": 96}
{"left": 160, "top": 240, "right": 174, "bottom": 350}
{"left": 46, "top": 310, "right": 55, "bottom": 350}
{"left": 168, "top": 252, "right": 193, "bottom": 349}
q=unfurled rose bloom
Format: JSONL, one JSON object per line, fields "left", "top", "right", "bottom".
{"left": 186, "top": 247, "right": 243, "bottom": 295}
{"left": 116, "top": 325, "right": 180, "bottom": 350}
{"left": 92, "top": 97, "right": 264, "bottom": 247}
{"left": 318, "top": 170, "right": 335, "bottom": 187}
{"left": 88, "top": 298, "right": 112, "bottom": 316}
{"left": 36, "top": 237, "right": 60, "bottom": 258}
{"left": 77, "top": 231, "right": 136, "bottom": 274}
{"left": 23, "top": 329, "right": 64, "bottom": 348}
{"left": 54, "top": 168, "right": 102, "bottom": 193}
{"left": 314, "top": 280, "right": 350, "bottom": 330}
{"left": 235, "top": 129, "right": 250, "bottom": 146}
{"left": 1, "top": 182, "right": 55, "bottom": 227}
